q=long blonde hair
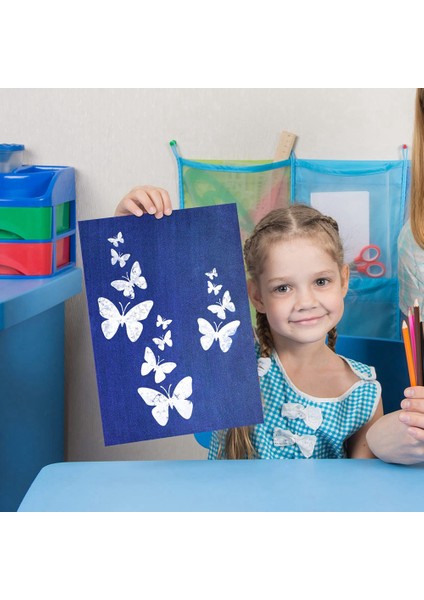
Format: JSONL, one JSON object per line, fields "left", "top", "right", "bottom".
{"left": 222, "top": 204, "right": 345, "bottom": 459}
{"left": 410, "top": 89, "right": 424, "bottom": 248}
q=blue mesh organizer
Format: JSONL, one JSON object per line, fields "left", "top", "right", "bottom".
{"left": 293, "top": 154, "right": 409, "bottom": 340}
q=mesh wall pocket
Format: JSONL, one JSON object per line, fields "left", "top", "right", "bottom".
{"left": 171, "top": 140, "right": 292, "bottom": 245}
{"left": 293, "top": 157, "right": 409, "bottom": 339}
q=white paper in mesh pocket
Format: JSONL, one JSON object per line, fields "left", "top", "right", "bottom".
{"left": 311, "top": 191, "right": 370, "bottom": 263}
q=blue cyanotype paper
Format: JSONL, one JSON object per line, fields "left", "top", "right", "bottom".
{"left": 78, "top": 204, "right": 263, "bottom": 445}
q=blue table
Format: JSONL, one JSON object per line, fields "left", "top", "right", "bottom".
{"left": 0, "top": 269, "right": 82, "bottom": 511}
{"left": 18, "top": 458, "right": 424, "bottom": 512}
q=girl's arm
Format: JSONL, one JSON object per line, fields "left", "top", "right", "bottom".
{"left": 366, "top": 387, "right": 424, "bottom": 464}
{"left": 115, "top": 185, "right": 172, "bottom": 218}
{"left": 347, "top": 399, "right": 384, "bottom": 458}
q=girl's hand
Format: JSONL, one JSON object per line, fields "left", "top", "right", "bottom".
{"left": 367, "top": 387, "right": 424, "bottom": 464}
{"left": 115, "top": 185, "right": 173, "bottom": 219}
{"left": 399, "top": 386, "right": 424, "bottom": 442}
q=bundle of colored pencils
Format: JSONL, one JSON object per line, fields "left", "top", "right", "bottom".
{"left": 402, "top": 299, "right": 424, "bottom": 387}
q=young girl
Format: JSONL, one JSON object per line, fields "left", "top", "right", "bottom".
{"left": 209, "top": 204, "right": 383, "bottom": 459}
{"left": 116, "top": 186, "right": 424, "bottom": 464}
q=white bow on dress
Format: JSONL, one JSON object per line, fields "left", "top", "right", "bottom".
{"left": 281, "top": 402, "right": 323, "bottom": 431}
{"left": 273, "top": 428, "right": 317, "bottom": 458}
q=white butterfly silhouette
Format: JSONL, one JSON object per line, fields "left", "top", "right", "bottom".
{"left": 153, "top": 329, "right": 172, "bottom": 351}
{"left": 111, "top": 261, "right": 147, "bottom": 299}
{"left": 205, "top": 268, "right": 218, "bottom": 280}
{"left": 156, "top": 315, "right": 172, "bottom": 330}
{"left": 208, "top": 281, "right": 223, "bottom": 295}
{"left": 111, "top": 248, "right": 131, "bottom": 267}
{"left": 197, "top": 318, "right": 240, "bottom": 353}
{"left": 138, "top": 376, "right": 193, "bottom": 427}
{"left": 141, "top": 346, "right": 177, "bottom": 383}
{"left": 98, "top": 297, "right": 153, "bottom": 342}
{"left": 207, "top": 290, "right": 236, "bottom": 320}
{"left": 108, "top": 232, "right": 124, "bottom": 247}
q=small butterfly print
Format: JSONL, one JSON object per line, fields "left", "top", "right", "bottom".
{"left": 108, "top": 232, "right": 124, "bottom": 247}
{"left": 205, "top": 268, "right": 218, "bottom": 280}
{"left": 207, "top": 281, "right": 223, "bottom": 295}
{"left": 207, "top": 290, "right": 236, "bottom": 320}
{"left": 111, "top": 261, "right": 147, "bottom": 299}
{"left": 111, "top": 248, "right": 131, "bottom": 268}
{"left": 197, "top": 318, "right": 240, "bottom": 353}
{"left": 156, "top": 315, "right": 172, "bottom": 330}
{"left": 98, "top": 297, "right": 153, "bottom": 342}
{"left": 138, "top": 377, "right": 193, "bottom": 426}
{"left": 141, "top": 347, "right": 177, "bottom": 384}
{"left": 152, "top": 330, "right": 173, "bottom": 351}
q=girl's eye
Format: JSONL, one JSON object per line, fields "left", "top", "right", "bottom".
{"left": 316, "top": 278, "right": 329, "bottom": 287}
{"left": 274, "top": 284, "right": 290, "bottom": 293}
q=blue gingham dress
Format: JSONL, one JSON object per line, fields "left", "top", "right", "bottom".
{"left": 208, "top": 343, "right": 381, "bottom": 460}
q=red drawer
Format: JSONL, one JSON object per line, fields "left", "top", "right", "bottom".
{"left": 0, "top": 238, "right": 70, "bottom": 276}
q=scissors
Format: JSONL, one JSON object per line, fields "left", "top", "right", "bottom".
{"left": 350, "top": 244, "right": 386, "bottom": 278}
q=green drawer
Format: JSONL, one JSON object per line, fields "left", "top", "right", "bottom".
{"left": 56, "top": 202, "right": 70, "bottom": 235}
{"left": 0, "top": 203, "right": 70, "bottom": 240}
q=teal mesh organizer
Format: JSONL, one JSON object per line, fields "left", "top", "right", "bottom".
{"left": 171, "top": 140, "right": 409, "bottom": 340}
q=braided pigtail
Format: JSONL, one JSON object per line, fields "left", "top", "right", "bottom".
{"left": 327, "top": 326, "right": 338, "bottom": 352}
{"left": 255, "top": 311, "right": 274, "bottom": 358}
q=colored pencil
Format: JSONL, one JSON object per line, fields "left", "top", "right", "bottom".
{"left": 413, "top": 300, "right": 423, "bottom": 386}
{"left": 402, "top": 320, "right": 417, "bottom": 387}
{"left": 408, "top": 307, "right": 417, "bottom": 369}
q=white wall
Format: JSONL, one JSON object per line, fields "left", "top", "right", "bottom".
{"left": 0, "top": 88, "right": 416, "bottom": 461}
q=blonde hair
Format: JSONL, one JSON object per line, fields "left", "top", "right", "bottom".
{"left": 410, "top": 89, "right": 424, "bottom": 248}
{"left": 222, "top": 203, "right": 345, "bottom": 460}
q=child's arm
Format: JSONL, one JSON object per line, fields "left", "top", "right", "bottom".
{"left": 366, "top": 387, "right": 424, "bottom": 464}
{"left": 347, "top": 399, "right": 384, "bottom": 458}
{"left": 115, "top": 185, "right": 173, "bottom": 218}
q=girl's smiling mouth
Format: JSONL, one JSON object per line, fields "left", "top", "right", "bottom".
{"left": 290, "top": 315, "right": 326, "bottom": 325}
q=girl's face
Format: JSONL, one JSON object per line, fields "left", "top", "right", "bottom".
{"left": 248, "top": 236, "right": 349, "bottom": 349}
